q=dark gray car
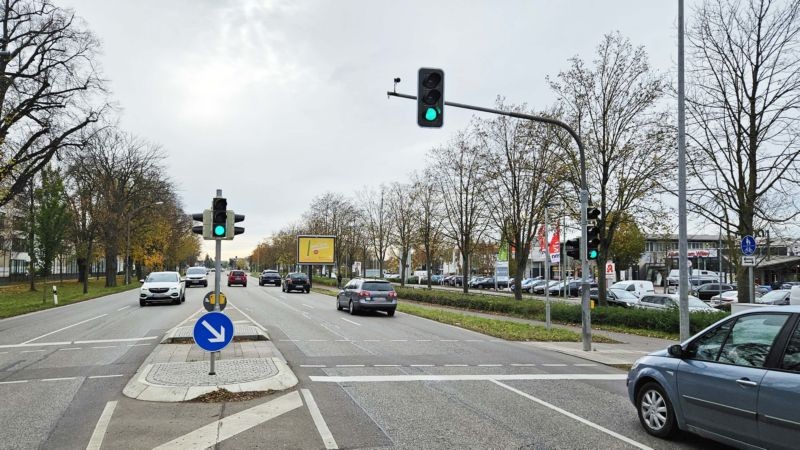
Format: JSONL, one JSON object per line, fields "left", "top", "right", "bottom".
{"left": 336, "top": 279, "right": 397, "bottom": 316}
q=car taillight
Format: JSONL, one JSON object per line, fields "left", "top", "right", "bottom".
{"left": 388, "top": 291, "right": 397, "bottom": 299}
{"left": 358, "top": 291, "right": 370, "bottom": 298}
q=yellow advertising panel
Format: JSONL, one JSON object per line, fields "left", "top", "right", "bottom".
{"left": 297, "top": 235, "right": 336, "bottom": 264}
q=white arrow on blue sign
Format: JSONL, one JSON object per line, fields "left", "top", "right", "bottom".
{"left": 741, "top": 235, "right": 757, "bottom": 256}
{"left": 193, "top": 311, "right": 234, "bottom": 352}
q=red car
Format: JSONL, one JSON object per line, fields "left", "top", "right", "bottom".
{"left": 227, "top": 270, "right": 247, "bottom": 287}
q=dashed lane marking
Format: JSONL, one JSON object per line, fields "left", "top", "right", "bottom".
{"left": 340, "top": 318, "right": 361, "bottom": 326}
{"left": 311, "top": 374, "right": 629, "bottom": 383}
{"left": 86, "top": 400, "right": 117, "bottom": 450}
{"left": 87, "top": 374, "right": 125, "bottom": 379}
{"left": 301, "top": 389, "right": 339, "bottom": 449}
{"left": 42, "top": 377, "right": 77, "bottom": 382}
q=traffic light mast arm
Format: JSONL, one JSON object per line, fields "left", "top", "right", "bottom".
{"left": 388, "top": 90, "right": 592, "bottom": 350}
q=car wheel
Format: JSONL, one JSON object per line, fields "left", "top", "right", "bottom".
{"left": 173, "top": 297, "right": 180, "bottom": 305}
{"left": 305, "top": 288, "right": 310, "bottom": 293}
{"left": 139, "top": 299, "right": 146, "bottom": 307}
{"left": 336, "top": 299, "right": 343, "bottom": 311}
{"left": 349, "top": 300, "right": 357, "bottom": 315}
{"left": 636, "top": 382, "right": 677, "bottom": 438}
{"left": 387, "top": 309, "right": 395, "bottom": 317}
{"left": 227, "top": 283, "right": 231, "bottom": 287}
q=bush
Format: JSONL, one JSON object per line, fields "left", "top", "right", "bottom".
{"left": 312, "top": 277, "right": 349, "bottom": 287}
{"left": 394, "top": 287, "right": 727, "bottom": 335}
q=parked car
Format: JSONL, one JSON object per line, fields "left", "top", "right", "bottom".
{"left": 610, "top": 280, "right": 655, "bottom": 299}
{"left": 589, "top": 288, "right": 639, "bottom": 307}
{"left": 259, "top": 269, "right": 281, "bottom": 286}
{"left": 336, "top": 278, "right": 397, "bottom": 316}
{"left": 430, "top": 274, "right": 444, "bottom": 285}
{"left": 227, "top": 270, "right": 248, "bottom": 287}
{"left": 709, "top": 290, "right": 739, "bottom": 308}
{"left": 532, "top": 280, "right": 561, "bottom": 294}
{"left": 184, "top": 266, "right": 208, "bottom": 288}
{"left": 627, "top": 306, "right": 800, "bottom": 448}
{"left": 510, "top": 277, "right": 541, "bottom": 292}
{"left": 282, "top": 272, "right": 310, "bottom": 293}
{"left": 690, "top": 283, "right": 736, "bottom": 301}
{"left": 756, "top": 289, "right": 791, "bottom": 306}
{"left": 139, "top": 271, "right": 185, "bottom": 306}
{"left": 666, "top": 269, "right": 720, "bottom": 286}
{"left": 636, "top": 294, "right": 716, "bottom": 312}
{"left": 548, "top": 280, "right": 597, "bottom": 297}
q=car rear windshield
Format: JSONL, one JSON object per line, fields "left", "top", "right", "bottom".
{"left": 232, "top": 271, "right": 244, "bottom": 276}
{"left": 187, "top": 268, "right": 206, "bottom": 275}
{"left": 290, "top": 273, "right": 308, "bottom": 279}
{"left": 147, "top": 273, "right": 178, "bottom": 282}
{"left": 362, "top": 282, "right": 393, "bottom": 291}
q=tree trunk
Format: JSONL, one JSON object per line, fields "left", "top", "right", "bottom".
{"left": 399, "top": 250, "right": 406, "bottom": 287}
{"left": 513, "top": 251, "right": 526, "bottom": 300}
{"left": 462, "top": 251, "right": 469, "bottom": 294}
{"left": 105, "top": 252, "right": 117, "bottom": 287}
{"left": 596, "top": 246, "right": 608, "bottom": 306}
{"left": 425, "top": 247, "right": 432, "bottom": 289}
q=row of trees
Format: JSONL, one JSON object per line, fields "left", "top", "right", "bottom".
{"left": 1, "top": 0, "right": 200, "bottom": 292}
{"left": 252, "top": 0, "right": 800, "bottom": 306}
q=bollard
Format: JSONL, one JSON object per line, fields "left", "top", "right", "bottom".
{"left": 53, "top": 285, "right": 58, "bottom": 305}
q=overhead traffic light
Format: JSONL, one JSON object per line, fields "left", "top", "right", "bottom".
{"left": 586, "top": 206, "right": 601, "bottom": 260}
{"left": 212, "top": 197, "right": 227, "bottom": 238}
{"left": 417, "top": 68, "right": 444, "bottom": 128}
{"left": 191, "top": 210, "right": 213, "bottom": 239}
{"left": 565, "top": 238, "right": 580, "bottom": 259}
{"left": 226, "top": 213, "right": 245, "bottom": 239}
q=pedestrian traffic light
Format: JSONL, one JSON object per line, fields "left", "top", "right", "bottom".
{"left": 191, "top": 210, "right": 213, "bottom": 239}
{"left": 586, "top": 206, "right": 601, "bottom": 260}
{"left": 565, "top": 238, "right": 580, "bottom": 259}
{"left": 212, "top": 197, "right": 227, "bottom": 238}
{"left": 225, "top": 213, "right": 245, "bottom": 239}
{"left": 418, "top": 68, "right": 444, "bottom": 128}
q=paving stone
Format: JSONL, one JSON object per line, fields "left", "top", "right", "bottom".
{"left": 145, "top": 358, "right": 278, "bottom": 387}
{"left": 172, "top": 325, "right": 261, "bottom": 339}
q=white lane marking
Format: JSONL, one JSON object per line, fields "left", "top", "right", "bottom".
{"left": 574, "top": 363, "right": 598, "bottom": 367}
{"left": 415, "top": 339, "right": 431, "bottom": 342}
{"left": 390, "top": 339, "right": 408, "bottom": 342}
{"left": 308, "top": 339, "right": 328, "bottom": 342}
{"left": 91, "top": 346, "right": 116, "bottom": 349}
{"left": 42, "top": 377, "right": 76, "bottom": 382}
{"left": 511, "top": 363, "right": 536, "bottom": 367}
{"left": 229, "top": 303, "right": 269, "bottom": 332}
{"left": 410, "top": 364, "right": 434, "bottom": 367}
{"left": 334, "top": 339, "right": 351, "bottom": 342}
{"left": 439, "top": 339, "right": 458, "bottom": 342}
{"left": 302, "top": 304, "right": 314, "bottom": 309}
{"left": 128, "top": 343, "right": 151, "bottom": 347}
{"left": 542, "top": 364, "right": 567, "bottom": 367}
{"left": 74, "top": 336, "right": 157, "bottom": 344}
{"left": 310, "top": 374, "right": 628, "bottom": 383}
{"left": 153, "top": 391, "right": 303, "bottom": 449}
{"left": 363, "top": 339, "right": 380, "bottom": 342}
{"left": 300, "top": 365, "right": 327, "bottom": 368}
{"left": 0, "top": 380, "right": 27, "bottom": 385}
{"left": 336, "top": 364, "right": 364, "bottom": 368}
{"left": 116, "top": 306, "right": 130, "bottom": 312}
{"left": 0, "top": 351, "right": 7, "bottom": 354}
{"left": 490, "top": 380, "right": 653, "bottom": 450}
{"left": 444, "top": 364, "right": 468, "bottom": 367}
{"left": 21, "top": 349, "right": 46, "bottom": 353}
{"left": 374, "top": 364, "right": 400, "bottom": 367}
{"left": 86, "top": 400, "right": 118, "bottom": 450}
{"left": 280, "top": 339, "right": 299, "bottom": 342}
{"left": 21, "top": 314, "right": 108, "bottom": 344}
{"left": 88, "top": 374, "right": 124, "bottom": 379}
{"left": 302, "top": 312, "right": 313, "bottom": 320}
{"left": 0, "top": 341, "right": 71, "bottom": 349}
{"left": 464, "top": 339, "right": 484, "bottom": 342}
{"left": 340, "top": 318, "right": 361, "bottom": 326}
{"left": 301, "top": 389, "right": 339, "bottom": 449}
{"left": 478, "top": 364, "right": 503, "bottom": 367}
{"left": 59, "top": 347, "right": 82, "bottom": 351}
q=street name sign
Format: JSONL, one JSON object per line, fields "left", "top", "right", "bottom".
{"left": 741, "top": 256, "right": 756, "bottom": 267}
{"left": 193, "top": 311, "right": 234, "bottom": 352}
{"left": 741, "top": 235, "right": 756, "bottom": 256}
{"left": 203, "top": 291, "right": 227, "bottom": 312}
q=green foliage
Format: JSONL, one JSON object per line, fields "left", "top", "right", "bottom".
{"left": 607, "top": 213, "right": 646, "bottom": 273}
{"left": 34, "top": 167, "right": 70, "bottom": 276}
{"left": 395, "top": 287, "right": 727, "bottom": 335}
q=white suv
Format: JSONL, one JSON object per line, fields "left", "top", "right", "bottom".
{"left": 140, "top": 271, "right": 185, "bottom": 306}
{"left": 185, "top": 266, "right": 208, "bottom": 288}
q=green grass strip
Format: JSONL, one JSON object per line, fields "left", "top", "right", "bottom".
{"left": 0, "top": 277, "right": 136, "bottom": 319}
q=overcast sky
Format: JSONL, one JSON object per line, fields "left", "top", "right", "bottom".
{"left": 58, "top": 0, "right": 679, "bottom": 259}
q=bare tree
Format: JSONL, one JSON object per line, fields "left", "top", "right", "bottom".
{"left": 685, "top": 0, "right": 800, "bottom": 300}
{"left": 303, "top": 192, "right": 358, "bottom": 274}
{"left": 412, "top": 170, "right": 444, "bottom": 289}
{"left": 430, "top": 130, "right": 490, "bottom": 293}
{"left": 0, "top": 0, "right": 107, "bottom": 207}
{"left": 549, "top": 32, "right": 675, "bottom": 305}
{"left": 387, "top": 181, "right": 417, "bottom": 286}
{"left": 360, "top": 185, "right": 391, "bottom": 278}
{"left": 475, "top": 101, "right": 567, "bottom": 299}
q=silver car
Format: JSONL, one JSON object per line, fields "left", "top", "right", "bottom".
{"left": 627, "top": 306, "right": 800, "bottom": 448}
{"left": 139, "top": 271, "right": 185, "bottom": 306}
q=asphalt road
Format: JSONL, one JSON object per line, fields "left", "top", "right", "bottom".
{"left": 0, "top": 275, "right": 726, "bottom": 449}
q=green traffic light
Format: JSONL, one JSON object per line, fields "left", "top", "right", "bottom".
{"left": 214, "top": 225, "right": 226, "bottom": 236}
{"left": 588, "top": 249, "right": 598, "bottom": 259}
{"left": 425, "top": 107, "right": 438, "bottom": 121}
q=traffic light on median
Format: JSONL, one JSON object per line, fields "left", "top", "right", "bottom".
{"left": 565, "top": 238, "right": 580, "bottom": 259}
{"left": 225, "top": 213, "right": 245, "bottom": 239}
{"left": 418, "top": 68, "right": 444, "bottom": 128}
{"left": 191, "top": 210, "right": 213, "bottom": 239}
{"left": 212, "top": 197, "right": 227, "bottom": 238}
{"left": 586, "top": 207, "right": 600, "bottom": 260}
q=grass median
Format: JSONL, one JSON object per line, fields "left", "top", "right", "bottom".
{"left": 0, "top": 277, "right": 135, "bottom": 319}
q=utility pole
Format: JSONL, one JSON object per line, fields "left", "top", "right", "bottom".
{"left": 677, "top": 0, "right": 691, "bottom": 341}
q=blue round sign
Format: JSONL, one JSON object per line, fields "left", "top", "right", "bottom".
{"left": 193, "top": 311, "right": 234, "bottom": 352}
{"left": 741, "top": 235, "right": 757, "bottom": 256}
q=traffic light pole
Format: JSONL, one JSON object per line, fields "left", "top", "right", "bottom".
{"left": 210, "top": 189, "right": 223, "bottom": 376}
{"left": 388, "top": 91, "right": 592, "bottom": 350}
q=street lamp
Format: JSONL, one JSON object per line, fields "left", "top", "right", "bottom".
{"left": 125, "top": 201, "right": 164, "bottom": 285}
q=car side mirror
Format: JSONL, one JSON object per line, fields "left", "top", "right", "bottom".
{"left": 139, "top": 279, "right": 145, "bottom": 284}
{"left": 667, "top": 344, "right": 684, "bottom": 358}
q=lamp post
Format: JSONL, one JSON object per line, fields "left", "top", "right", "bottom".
{"left": 125, "top": 201, "right": 164, "bottom": 285}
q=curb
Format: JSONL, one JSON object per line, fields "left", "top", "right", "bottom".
{"left": 123, "top": 357, "right": 298, "bottom": 402}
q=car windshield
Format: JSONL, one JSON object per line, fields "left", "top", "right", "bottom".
{"left": 186, "top": 268, "right": 205, "bottom": 275}
{"left": 757, "top": 290, "right": 789, "bottom": 303}
{"left": 146, "top": 273, "right": 178, "bottom": 283}
{"left": 362, "top": 282, "right": 393, "bottom": 291}
{"left": 609, "top": 289, "right": 637, "bottom": 299}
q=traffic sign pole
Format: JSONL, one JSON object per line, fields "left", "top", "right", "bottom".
{"left": 211, "top": 189, "right": 223, "bottom": 375}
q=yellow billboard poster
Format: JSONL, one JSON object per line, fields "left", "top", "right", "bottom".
{"left": 297, "top": 235, "right": 336, "bottom": 264}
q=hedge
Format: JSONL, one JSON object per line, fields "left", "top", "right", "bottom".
{"left": 394, "top": 287, "right": 728, "bottom": 335}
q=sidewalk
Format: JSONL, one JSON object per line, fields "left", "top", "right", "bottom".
{"left": 314, "top": 284, "right": 675, "bottom": 368}
{"left": 123, "top": 306, "right": 298, "bottom": 402}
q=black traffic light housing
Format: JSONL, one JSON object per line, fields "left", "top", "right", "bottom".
{"left": 226, "top": 213, "right": 245, "bottom": 239}
{"left": 212, "top": 197, "right": 227, "bottom": 238}
{"left": 586, "top": 206, "right": 601, "bottom": 260}
{"left": 565, "top": 238, "right": 580, "bottom": 259}
{"left": 418, "top": 68, "right": 444, "bottom": 127}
